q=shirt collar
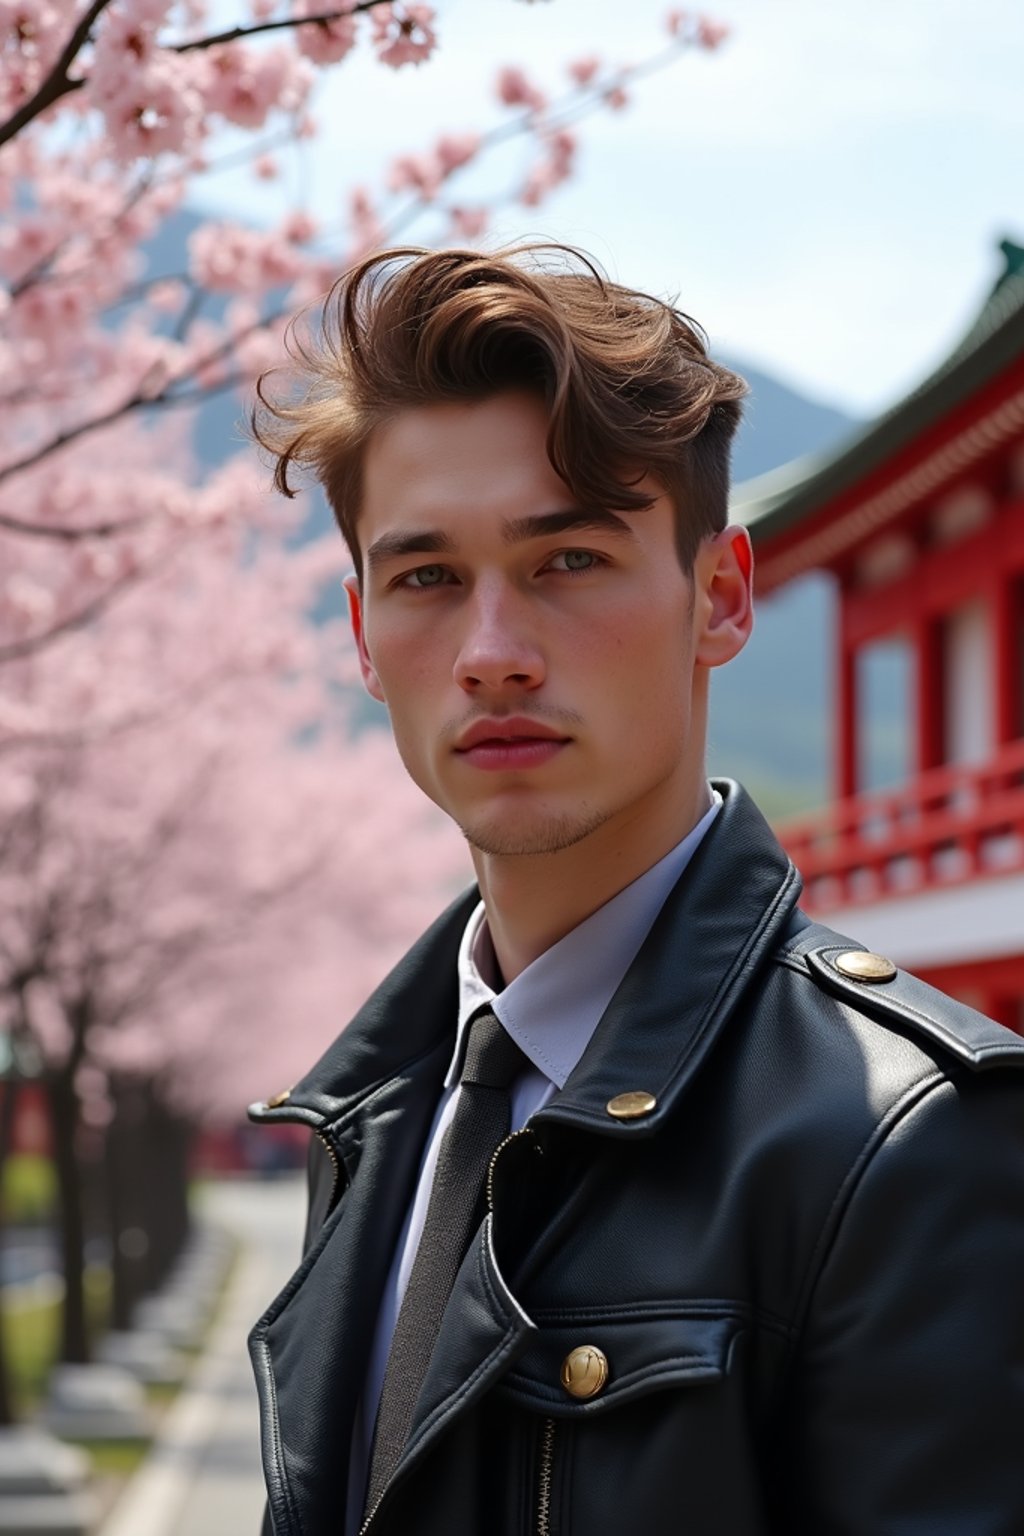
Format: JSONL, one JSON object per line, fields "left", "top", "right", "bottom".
{"left": 449, "top": 790, "right": 722, "bottom": 1092}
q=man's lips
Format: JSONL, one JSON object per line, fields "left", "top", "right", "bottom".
{"left": 453, "top": 716, "right": 572, "bottom": 770}
{"left": 454, "top": 716, "right": 571, "bottom": 751}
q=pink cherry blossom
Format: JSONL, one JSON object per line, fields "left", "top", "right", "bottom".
{"left": 435, "top": 131, "right": 481, "bottom": 175}
{"left": 519, "top": 127, "right": 577, "bottom": 206}
{"left": 148, "top": 279, "right": 188, "bottom": 312}
{"left": 348, "top": 185, "right": 386, "bottom": 259}
{"left": 294, "top": 0, "right": 358, "bottom": 66}
{"left": 496, "top": 64, "right": 547, "bottom": 112}
{"left": 0, "top": 0, "right": 66, "bottom": 110}
{"left": 126, "top": 0, "right": 175, "bottom": 26}
{"left": 447, "top": 206, "right": 488, "bottom": 242}
{"left": 546, "top": 127, "right": 577, "bottom": 177}
{"left": 280, "top": 209, "right": 318, "bottom": 244}
{"left": 202, "top": 41, "right": 313, "bottom": 130}
{"left": 91, "top": 6, "right": 161, "bottom": 74}
{"left": 98, "top": 56, "right": 206, "bottom": 162}
{"left": 697, "top": 15, "right": 730, "bottom": 48}
{"left": 188, "top": 222, "right": 306, "bottom": 293}
{"left": 388, "top": 150, "right": 443, "bottom": 199}
{"left": 567, "top": 55, "right": 601, "bottom": 87}
{"left": 371, "top": 2, "right": 437, "bottom": 68}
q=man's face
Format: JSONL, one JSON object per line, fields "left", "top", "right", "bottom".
{"left": 346, "top": 390, "right": 744, "bottom": 858}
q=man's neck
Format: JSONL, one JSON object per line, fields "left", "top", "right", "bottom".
{"left": 473, "top": 777, "right": 714, "bottom": 984}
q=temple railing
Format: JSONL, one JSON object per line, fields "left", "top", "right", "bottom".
{"left": 776, "top": 736, "right": 1024, "bottom": 912}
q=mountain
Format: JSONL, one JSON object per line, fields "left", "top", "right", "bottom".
{"left": 712, "top": 361, "right": 857, "bottom": 816}
{"left": 727, "top": 360, "right": 856, "bottom": 486}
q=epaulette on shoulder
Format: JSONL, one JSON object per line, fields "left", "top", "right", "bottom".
{"left": 782, "top": 922, "right": 1024, "bottom": 1073}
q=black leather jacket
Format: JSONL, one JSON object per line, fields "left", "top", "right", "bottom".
{"left": 249, "top": 781, "right": 1024, "bottom": 1536}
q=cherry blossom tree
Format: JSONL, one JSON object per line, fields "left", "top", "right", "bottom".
{"left": 0, "top": 459, "right": 470, "bottom": 1368}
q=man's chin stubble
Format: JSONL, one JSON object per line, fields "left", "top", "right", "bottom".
{"left": 456, "top": 806, "right": 613, "bottom": 858}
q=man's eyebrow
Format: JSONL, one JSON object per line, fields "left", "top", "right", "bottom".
{"left": 365, "top": 528, "right": 457, "bottom": 570}
{"left": 365, "top": 508, "right": 636, "bottom": 571}
{"left": 502, "top": 507, "right": 636, "bottom": 543}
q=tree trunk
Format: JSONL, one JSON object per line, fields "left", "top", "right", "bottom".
{"left": 0, "top": 1080, "right": 19, "bottom": 1424}
{"left": 144, "top": 1086, "right": 193, "bottom": 1291}
{"left": 0, "top": 1078, "right": 17, "bottom": 1170}
{"left": 105, "top": 1078, "right": 150, "bottom": 1329}
{"left": 48, "top": 1073, "right": 90, "bottom": 1364}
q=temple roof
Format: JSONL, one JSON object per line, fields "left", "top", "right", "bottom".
{"left": 733, "top": 239, "right": 1024, "bottom": 558}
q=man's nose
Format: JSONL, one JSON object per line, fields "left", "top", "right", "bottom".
{"left": 453, "top": 582, "right": 545, "bottom": 694}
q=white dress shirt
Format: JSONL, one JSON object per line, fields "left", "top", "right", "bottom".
{"left": 345, "top": 791, "right": 722, "bottom": 1530}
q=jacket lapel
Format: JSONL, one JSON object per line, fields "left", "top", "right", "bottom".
{"left": 250, "top": 1038, "right": 452, "bottom": 1536}
{"left": 249, "top": 892, "right": 479, "bottom": 1535}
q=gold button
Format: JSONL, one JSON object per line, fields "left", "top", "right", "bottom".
{"left": 834, "top": 951, "right": 897, "bottom": 983}
{"left": 264, "top": 1087, "right": 292, "bottom": 1109}
{"left": 560, "top": 1345, "right": 609, "bottom": 1400}
{"left": 606, "top": 1090, "right": 657, "bottom": 1120}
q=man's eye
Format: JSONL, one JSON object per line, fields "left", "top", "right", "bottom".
{"left": 402, "top": 565, "right": 451, "bottom": 588}
{"left": 550, "top": 549, "right": 599, "bottom": 573}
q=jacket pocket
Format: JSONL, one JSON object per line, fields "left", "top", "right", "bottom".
{"left": 499, "top": 1306, "right": 742, "bottom": 1419}
{"left": 503, "top": 1307, "right": 763, "bottom": 1536}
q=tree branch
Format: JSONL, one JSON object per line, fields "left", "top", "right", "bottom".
{"left": 0, "top": 566, "right": 146, "bottom": 664}
{"left": 0, "top": 0, "right": 398, "bottom": 149}
{"left": 9, "top": 172, "right": 154, "bottom": 301}
{"left": 169, "top": 0, "right": 394, "bottom": 55}
{"left": 0, "top": 0, "right": 109, "bottom": 148}
{"left": 0, "top": 508, "right": 146, "bottom": 541}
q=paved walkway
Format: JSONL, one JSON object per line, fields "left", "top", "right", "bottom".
{"left": 101, "top": 1176, "right": 305, "bottom": 1536}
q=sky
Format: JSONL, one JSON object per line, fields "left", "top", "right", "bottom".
{"left": 191, "top": 0, "right": 1024, "bottom": 419}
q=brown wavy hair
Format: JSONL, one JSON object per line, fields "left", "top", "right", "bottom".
{"left": 252, "top": 243, "right": 748, "bottom": 578}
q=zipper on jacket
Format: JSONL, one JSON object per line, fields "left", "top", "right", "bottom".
{"left": 359, "top": 1486, "right": 384, "bottom": 1536}
{"left": 363, "top": 1415, "right": 558, "bottom": 1536}
{"left": 536, "top": 1417, "right": 556, "bottom": 1536}
{"left": 314, "top": 1125, "right": 344, "bottom": 1210}
{"left": 487, "top": 1126, "right": 540, "bottom": 1211}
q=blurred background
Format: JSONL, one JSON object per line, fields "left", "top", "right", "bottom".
{"left": 1, "top": 1, "right": 1021, "bottom": 1529}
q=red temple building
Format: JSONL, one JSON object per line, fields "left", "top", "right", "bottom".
{"left": 736, "top": 238, "right": 1024, "bottom": 1034}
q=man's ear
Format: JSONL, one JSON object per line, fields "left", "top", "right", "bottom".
{"left": 693, "top": 525, "right": 754, "bottom": 669}
{"left": 344, "top": 574, "right": 386, "bottom": 702}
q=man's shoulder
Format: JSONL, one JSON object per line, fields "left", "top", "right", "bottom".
{"left": 770, "top": 915, "right": 1024, "bottom": 1078}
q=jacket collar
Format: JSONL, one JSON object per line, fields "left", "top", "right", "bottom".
{"left": 252, "top": 780, "right": 801, "bottom": 1139}
{"left": 537, "top": 779, "right": 802, "bottom": 1137}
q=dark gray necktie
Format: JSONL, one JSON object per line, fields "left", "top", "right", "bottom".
{"left": 366, "top": 1009, "right": 525, "bottom": 1512}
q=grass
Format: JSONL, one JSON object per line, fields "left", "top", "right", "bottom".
{"left": 70, "top": 1439, "right": 151, "bottom": 1475}
{"left": 145, "top": 1380, "right": 181, "bottom": 1406}
{"left": 3, "top": 1265, "right": 111, "bottom": 1417}
{"left": 2, "top": 1206, "right": 239, "bottom": 1516}
{"left": 1, "top": 1153, "right": 56, "bottom": 1224}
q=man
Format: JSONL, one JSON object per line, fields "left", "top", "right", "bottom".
{"left": 248, "top": 245, "right": 1024, "bottom": 1536}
